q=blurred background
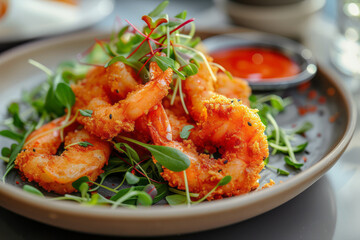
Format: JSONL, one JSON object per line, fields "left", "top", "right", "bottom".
{"left": 1, "top": 0, "right": 360, "bottom": 239}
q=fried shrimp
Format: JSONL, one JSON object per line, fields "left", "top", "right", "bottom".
{"left": 147, "top": 99, "right": 268, "bottom": 199}
{"left": 214, "top": 73, "right": 251, "bottom": 106}
{"left": 184, "top": 62, "right": 252, "bottom": 121}
{"left": 15, "top": 117, "right": 111, "bottom": 194}
{"left": 72, "top": 62, "right": 140, "bottom": 112}
{"left": 78, "top": 62, "right": 173, "bottom": 140}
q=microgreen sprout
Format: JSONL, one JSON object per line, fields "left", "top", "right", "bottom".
{"left": 64, "top": 141, "right": 93, "bottom": 150}
{"left": 117, "top": 136, "right": 190, "bottom": 172}
{"left": 250, "top": 94, "right": 312, "bottom": 171}
{"left": 180, "top": 125, "right": 194, "bottom": 140}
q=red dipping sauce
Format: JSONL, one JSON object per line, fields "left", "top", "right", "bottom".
{"left": 211, "top": 47, "right": 300, "bottom": 82}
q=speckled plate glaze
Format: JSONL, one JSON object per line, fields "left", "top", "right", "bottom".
{"left": 0, "top": 30, "right": 356, "bottom": 236}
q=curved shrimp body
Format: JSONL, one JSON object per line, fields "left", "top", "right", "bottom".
{"left": 71, "top": 62, "right": 140, "bottom": 113}
{"left": 183, "top": 62, "right": 251, "bottom": 121}
{"left": 78, "top": 62, "right": 173, "bottom": 140}
{"left": 105, "top": 62, "right": 140, "bottom": 102}
{"left": 15, "top": 118, "right": 111, "bottom": 194}
{"left": 214, "top": 73, "right": 251, "bottom": 106}
{"left": 147, "top": 100, "right": 268, "bottom": 199}
{"left": 192, "top": 95, "right": 269, "bottom": 192}
{"left": 183, "top": 74, "right": 216, "bottom": 122}
{"left": 71, "top": 66, "right": 110, "bottom": 113}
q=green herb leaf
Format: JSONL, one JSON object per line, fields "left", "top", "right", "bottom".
{"left": 117, "top": 25, "right": 129, "bottom": 39}
{"left": 72, "top": 176, "right": 90, "bottom": 190}
{"left": 166, "top": 194, "right": 187, "bottom": 206}
{"left": 1, "top": 147, "right": 11, "bottom": 158}
{"left": 264, "top": 164, "right": 289, "bottom": 176}
{"left": 153, "top": 56, "right": 186, "bottom": 79}
{"left": 125, "top": 171, "right": 140, "bottom": 185}
{"left": 23, "top": 185, "right": 44, "bottom": 197}
{"left": 293, "top": 122, "right": 313, "bottom": 135}
{"left": 110, "top": 186, "right": 143, "bottom": 201}
{"left": 0, "top": 130, "right": 23, "bottom": 143}
{"left": 8, "top": 103, "right": 20, "bottom": 116}
{"left": 293, "top": 142, "right": 308, "bottom": 153}
{"left": 218, "top": 175, "right": 232, "bottom": 186}
{"left": 264, "top": 157, "right": 269, "bottom": 165}
{"left": 3, "top": 125, "right": 35, "bottom": 181}
{"left": 78, "top": 141, "right": 93, "bottom": 147}
{"left": 277, "top": 168, "right": 290, "bottom": 176}
{"left": 8, "top": 103, "right": 25, "bottom": 129}
{"left": 54, "top": 82, "right": 76, "bottom": 108}
{"left": 116, "top": 143, "right": 140, "bottom": 162}
{"left": 118, "top": 136, "right": 190, "bottom": 172}
{"left": 249, "top": 95, "right": 257, "bottom": 103}
{"left": 44, "top": 84, "right": 65, "bottom": 116}
{"left": 79, "top": 182, "right": 89, "bottom": 199}
{"left": 136, "top": 192, "right": 153, "bottom": 206}
{"left": 148, "top": 144, "right": 191, "bottom": 172}
{"left": 153, "top": 183, "right": 168, "bottom": 203}
{"left": 284, "top": 156, "right": 303, "bottom": 169}
{"left": 270, "top": 96, "right": 285, "bottom": 111}
{"left": 148, "top": 0, "right": 169, "bottom": 18}
{"left": 175, "top": 10, "right": 187, "bottom": 20}
{"left": 180, "top": 125, "right": 194, "bottom": 140}
{"left": 182, "top": 63, "right": 198, "bottom": 76}
{"left": 79, "top": 109, "right": 93, "bottom": 117}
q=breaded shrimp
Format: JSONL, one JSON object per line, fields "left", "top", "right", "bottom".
{"left": 78, "top": 62, "right": 173, "bottom": 140}
{"left": 71, "top": 62, "right": 140, "bottom": 113}
{"left": 183, "top": 63, "right": 251, "bottom": 121}
{"left": 214, "top": 73, "right": 251, "bottom": 106}
{"left": 15, "top": 118, "right": 111, "bottom": 194}
{"left": 147, "top": 99, "right": 268, "bottom": 200}
{"left": 183, "top": 74, "right": 215, "bottom": 122}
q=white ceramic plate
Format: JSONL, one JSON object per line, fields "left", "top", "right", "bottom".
{"left": 0, "top": 31, "right": 356, "bottom": 236}
{"left": 0, "top": 0, "right": 114, "bottom": 43}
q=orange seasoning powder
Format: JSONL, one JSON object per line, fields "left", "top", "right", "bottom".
{"left": 211, "top": 47, "right": 300, "bottom": 82}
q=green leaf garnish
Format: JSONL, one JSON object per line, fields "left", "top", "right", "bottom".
{"left": 180, "top": 125, "right": 194, "bottom": 140}
{"left": 293, "top": 122, "right": 313, "bottom": 135}
{"left": 0, "top": 130, "right": 23, "bottom": 143}
{"left": 78, "top": 141, "right": 93, "bottom": 147}
{"left": 79, "top": 109, "right": 93, "bottom": 117}
{"left": 117, "top": 136, "right": 190, "bottom": 172}
{"left": 23, "top": 185, "right": 44, "bottom": 197}
{"left": 284, "top": 156, "right": 303, "bottom": 169}
{"left": 166, "top": 194, "right": 187, "bottom": 206}
{"left": 218, "top": 175, "right": 232, "bottom": 186}
{"left": 54, "top": 82, "right": 76, "bottom": 109}
{"left": 136, "top": 191, "right": 153, "bottom": 206}
{"left": 79, "top": 182, "right": 89, "bottom": 199}
{"left": 175, "top": 10, "right": 187, "bottom": 20}
{"left": 72, "top": 176, "right": 90, "bottom": 190}
{"left": 148, "top": 0, "right": 169, "bottom": 18}
{"left": 125, "top": 171, "right": 140, "bottom": 185}
{"left": 2, "top": 125, "right": 35, "bottom": 182}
